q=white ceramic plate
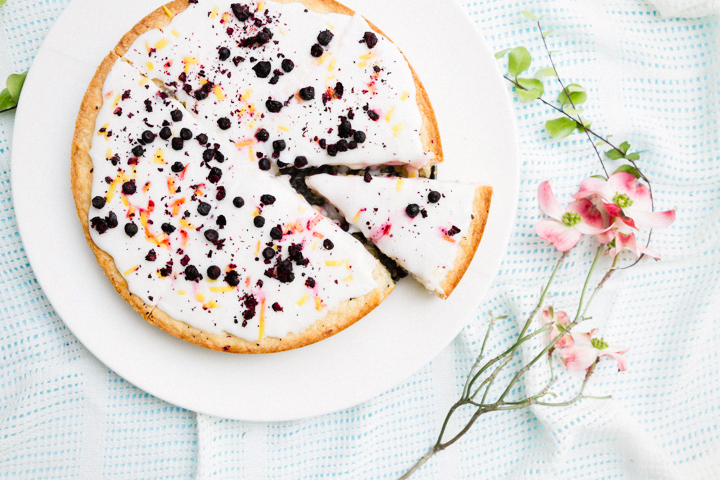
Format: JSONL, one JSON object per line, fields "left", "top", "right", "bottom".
{"left": 11, "top": 0, "right": 518, "bottom": 421}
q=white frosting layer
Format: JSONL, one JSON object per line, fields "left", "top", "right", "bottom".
{"left": 122, "top": 0, "right": 432, "bottom": 169}
{"left": 305, "top": 174, "right": 479, "bottom": 294}
{"left": 88, "top": 61, "right": 379, "bottom": 341}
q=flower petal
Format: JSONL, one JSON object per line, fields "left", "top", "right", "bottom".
{"left": 566, "top": 200, "right": 607, "bottom": 234}
{"left": 535, "top": 219, "right": 583, "bottom": 252}
{"left": 600, "top": 348, "right": 629, "bottom": 371}
{"left": 573, "top": 176, "right": 611, "bottom": 201}
{"left": 637, "top": 243, "right": 661, "bottom": 260}
{"left": 607, "top": 172, "right": 652, "bottom": 210}
{"left": 625, "top": 208, "right": 676, "bottom": 230}
{"left": 561, "top": 344, "right": 598, "bottom": 371}
{"left": 556, "top": 333, "right": 574, "bottom": 349}
{"left": 538, "top": 181, "right": 564, "bottom": 220}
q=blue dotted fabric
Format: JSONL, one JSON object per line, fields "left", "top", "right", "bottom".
{"left": 1, "top": 0, "right": 719, "bottom": 478}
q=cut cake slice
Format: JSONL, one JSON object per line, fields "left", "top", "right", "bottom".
{"left": 305, "top": 174, "right": 492, "bottom": 298}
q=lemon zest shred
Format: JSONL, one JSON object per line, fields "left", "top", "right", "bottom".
{"left": 210, "top": 286, "right": 234, "bottom": 293}
{"left": 155, "top": 38, "right": 169, "bottom": 50}
{"left": 297, "top": 294, "right": 309, "bottom": 306}
{"left": 396, "top": 178, "right": 403, "bottom": 192}
{"left": 146, "top": 62, "right": 155, "bottom": 71}
{"left": 163, "top": 5, "right": 174, "bottom": 18}
{"left": 123, "top": 265, "right": 139, "bottom": 276}
{"left": 385, "top": 106, "right": 395, "bottom": 122}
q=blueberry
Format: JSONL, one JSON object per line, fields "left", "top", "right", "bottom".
{"left": 368, "top": 110, "right": 379, "bottom": 121}
{"left": 269, "top": 75, "right": 279, "bottom": 85}
{"left": 184, "top": 265, "right": 201, "bottom": 282}
{"left": 428, "top": 191, "right": 441, "bottom": 203}
{"left": 208, "top": 167, "right": 222, "bottom": 183}
{"left": 124, "top": 222, "right": 138, "bottom": 237}
{"left": 171, "top": 109, "right": 183, "bottom": 122}
{"left": 161, "top": 223, "right": 176, "bottom": 234}
{"left": 217, "top": 117, "right": 231, "bottom": 130}
{"left": 323, "top": 239, "right": 334, "bottom": 250}
{"left": 231, "top": 3, "right": 251, "bottom": 22}
{"left": 218, "top": 47, "right": 231, "bottom": 61}
{"left": 326, "top": 144, "right": 338, "bottom": 157}
{"left": 348, "top": 141, "right": 357, "bottom": 150}
{"left": 270, "top": 225, "right": 283, "bottom": 240}
{"left": 252, "top": 61, "right": 271, "bottom": 78}
{"left": 258, "top": 158, "right": 271, "bottom": 170}
{"left": 195, "top": 89, "right": 208, "bottom": 100}
{"left": 132, "top": 145, "right": 145, "bottom": 157}
{"left": 406, "top": 204, "right": 420, "bottom": 218}
{"left": 203, "top": 149, "right": 215, "bottom": 162}
{"left": 171, "top": 162, "right": 185, "bottom": 173}
{"left": 281, "top": 58, "right": 294, "bottom": 72}
{"left": 299, "top": 87, "right": 315, "bottom": 101}
{"left": 255, "top": 129, "right": 269, "bottom": 142}
{"left": 262, "top": 247, "right": 276, "bottom": 260}
{"left": 317, "top": 29, "right": 334, "bottom": 46}
{"left": 204, "top": 229, "right": 219, "bottom": 243}
{"left": 363, "top": 31, "right": 378, "bottom": 49}
{"left": 266, "top": 99, "right": 283, "bottom": 113}
{"left": 207, "top": 265, "right": 221, "bottom": 280}
{"left": 141, "top": 130, "right": 155, "bottom": 144}
{"left": 338, "top": 119, "right": 352, "bottom": 138}
{"left": 272, "top": 140, "right": 286, "bottom": 152}
{"left": 159, "top": 126, "right": 172, "bottom": 140}
{"left": 196, "top": 133, "right": 208, "bottom": 145}
{"left": 122, "top": 180, "right": 136, "bottom": 195}
{"left": 216, "top": 215, "right": 226, "bottom": 227}
{"left": 224, "top": 269, "right": 240, "bottom": 287}
{"left": 260, "top": 194, "right": 276, "bottom": 205}
{"left": 254, "top": 216, "right": 265, "bottom": 228}
{"left": 180, "top": 128, "right": 192, "bottom": 140}
{"left": 171, "top": 137, "right": 184, "bottom": 150}
{"left": 294, "top": 156, "right": 308, "bottom": 168}
{"left": 197, "top": 202, "right": 211, "bottom": 216}
{"left": 353, "top": 131, "right": 366, "bottom": 143}
{"left": 364, "top": 172, "right": 372, "bottom": 183}
{"left": 310, "top": 44, "right": 324, "bottom": 57}
{"left": 92, "top": 196, "right": 106, "bottom": 209}
{"left": 233, "top": 197, "right": 245, "bottom": 208}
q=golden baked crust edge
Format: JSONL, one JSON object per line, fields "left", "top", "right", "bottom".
{"left": 439, "top": 185, "right": 493, "bottom": 299}
{"left": 70, "top": 11, "right": 396, "bottom": 353}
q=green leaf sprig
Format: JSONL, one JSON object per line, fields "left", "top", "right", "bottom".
{"left": 495, "top": 12, "right": 657, "bottom": 204}
{"left": 0, "top": 71, "right": 27, "bottom": 113}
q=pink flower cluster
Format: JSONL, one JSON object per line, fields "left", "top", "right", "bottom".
{"left": 535, "top": 172, "right": 675, "bottom": 257}
{"left": 541, "top": 307, "right": 628, "bottom": 371}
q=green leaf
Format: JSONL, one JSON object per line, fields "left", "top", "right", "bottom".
{"left": 614, "top": 165, "right": 641, "bottom": 178}
{"left": 591, "top": 175, "right": 607, "bottom": 180}
{"left": 557, "top": 83, "right": 587, "bottom": 106}
{"left": 576, "top": 118, "right": 591, "bottom": 132}
{"left": 563, "top": 106, "right": 584, "bottom": 116}
{"left": 626, "top": 152, "right": 641, "bottom": 161}
{"left": 508, "top": 46, "right": 532, "bottom": 77}
{"left": 0, "top": 0, "right": 7, "bottom": 6}
{"left": 546, "top": 117, "right": 576, "bottom": 139}
{"left": 542, "top": 28, "right": 555, "bottom": 38}
{"left": 605, "top": 148, "right": 624, "bottom": 160}
{"left": 6, "top": 71, "right": 27, "bottom": 102}
{"left": 494, "top": 48, "right": 511, "bottom": 59}
{"left": 515, "top": 78, "right": 544, "bottom": 102}
{"left": 0, "top": 88, "right": 15, "bottom": 111}
{"left": 618, "top": 141, "right": 630, "bottom": 154}
{"left": 534, "top": 67, "right": 557, "bottom": 78}
{"left": 520, "top": 10, "right": 537, "bottom": 21}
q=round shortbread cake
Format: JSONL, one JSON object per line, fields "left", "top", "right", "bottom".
{"left": 71, "top": 0, "right": 447, "bottom": 353}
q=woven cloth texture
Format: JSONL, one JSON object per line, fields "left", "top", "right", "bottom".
{"left": 1, "top": 0, "right": 719, "bottom": 478}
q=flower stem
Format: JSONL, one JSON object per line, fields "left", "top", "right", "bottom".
{"left": 574, "top": 246, "right": 604, "bottom": 322}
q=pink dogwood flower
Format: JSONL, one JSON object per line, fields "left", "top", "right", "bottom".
{"left": 597, "top": 218, "right": 661, "bottom": 259}
{"left": 560, "top": 330, "right": 629, "bottom": 371}
{"left": 573, "top": 172, "right": 675, "bottom": 231}
{"left": 540, "top": 306, "right": 574, "bottom": 349}
{"left": 535, "top": 181, "right": 607, "bottom": 251}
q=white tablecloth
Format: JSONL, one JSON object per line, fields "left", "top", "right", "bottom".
{"left": 1, "top": 0, "right": 719, "bottom": 478}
